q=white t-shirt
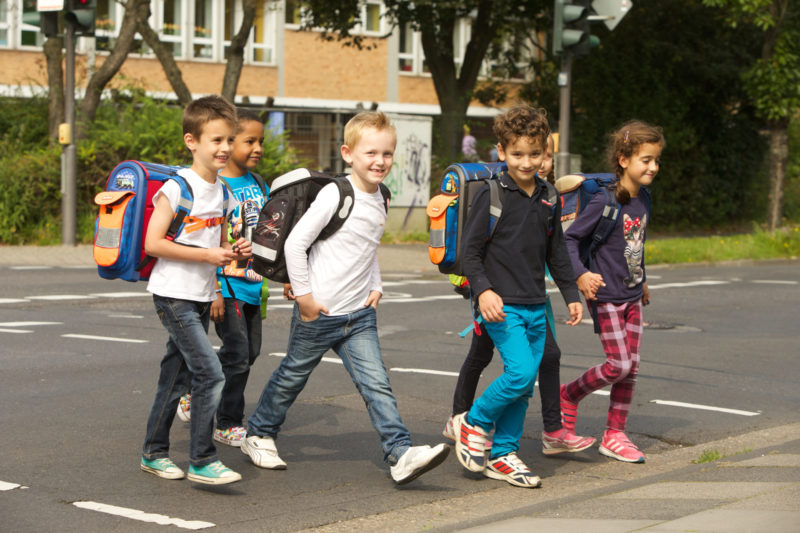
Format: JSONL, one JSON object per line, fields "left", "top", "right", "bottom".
{"left": 146, "top": 168, "right": 228, "bottom": 302}
{"left": 285, "top": 176, "right": 385, "bottom": 316}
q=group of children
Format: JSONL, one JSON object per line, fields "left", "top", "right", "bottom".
{"left": 139, "top": 94, "right": 664, "bottom": 488}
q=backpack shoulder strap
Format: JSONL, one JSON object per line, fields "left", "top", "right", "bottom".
{"left": 486, "top": 178, "right": 504, "bottom": 240}
{"left": 317, "top": 177, "right": 355, "bottom": 240}
{"left": 378, "top": 183, "right": 391, "bottom": 213}
{"left": 164, "top": 174, "right": 195, "bottom": 242}
{"left": 251, "top": 171, "right": 268, "bottom": 196}
{"left": 216, "top": 175, "right": 234, "bottom": 219}
{"left": 589, "top": 186, "right": 620, "bottom": 255}
{"left": 542, "top": 180, "right": 558, "bottom": 234}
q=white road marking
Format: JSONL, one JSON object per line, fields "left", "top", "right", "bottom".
{"left": 90, "top": 292, "right": 150, "bottom": 298}
{"left": 390, "top": 368, "right": 460, "bottom": 377}
{"left": 752, "top": 280, "right": 798, "bottom": 285}
{"left": 72, "top": 501, "right": 214, "bottom": 530}
{"left": 650, "top": 399, "right": 760, "bottom": 417}
{"left": 647, "top": 280, "right": 729, "bottom": 290}
{"left": 0, "top": 328, "right": 33, "bottom": 333}
{"left": 61, "top": 334, "right": 148, "bottom": 344}
{"left": 9, "top": 266, "right": 52, "bottom": 270}
{"left": 108, "top": 314, "right": 144, "bottom": 319}
{"left": 269, "top": 352, "right": 342, "bottom": 365}
{"left": 0, "top": 298, "right": 28, "bottom": 304}
{"left": 26, "top": 294, "right": 95, "bottom": 301}
{"left": 0, "top": 480, "right": 24, "bottom": 491}
{"left": 0, "top": 321, "right": 62, "bottom": 327}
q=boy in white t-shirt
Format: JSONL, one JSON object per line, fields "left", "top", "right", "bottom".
{"left": 140, "top": 95, "right": 251, "bottom": 485}
{"left": 242, "top": 111, "right": 450, "bottom": 485}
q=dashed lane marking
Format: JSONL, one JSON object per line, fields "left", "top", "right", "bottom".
{"left": 0, "top": 321, "right": 62, "bottom": 327}
{"left": 72, "top": 501, "right": 214, "bottom": 530}
{"left": 752, "top": 280, "right": 798, "bottom": 285}
{"left": 61, "top": 334, "right": 148, "bottom": 344}
{"left": 0, "top": 480, "right": 25, "bottom": 491}
{"left": 0, "top": 328, "right": 32, "bottom": 333}
{"left": 650, "top": 399, "right": 760, "bottom": 417}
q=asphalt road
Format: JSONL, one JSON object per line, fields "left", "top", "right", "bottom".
{"left": 0, "top": 259, "right": 798, "bottom": 532}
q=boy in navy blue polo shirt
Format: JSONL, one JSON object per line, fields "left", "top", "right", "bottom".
{"left": 453, "top": 106, "right": 583, "bottom": 488}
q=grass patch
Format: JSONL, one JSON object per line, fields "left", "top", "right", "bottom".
{"left": 646, "top": 224, "right": 800, "bottom": 264}
{"left": 693, "top": 449, "right": 724, "bottom": 464}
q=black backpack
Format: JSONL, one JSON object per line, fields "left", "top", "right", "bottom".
{"left": 251, "top": 168, "right": 390, "bottom": 283}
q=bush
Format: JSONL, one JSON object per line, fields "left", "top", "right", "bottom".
{"left": 0, "top": 92, "right": 299, "bottom": 244}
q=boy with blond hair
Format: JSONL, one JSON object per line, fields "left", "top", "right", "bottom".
{"left": 140, "top": 95, "right": 251, "bottom": 485}
{"left": 453, "top": 106, "right": 583, "bottom": 488}
{"left": 242, "top": 111, "right": 449, "bottom": 485}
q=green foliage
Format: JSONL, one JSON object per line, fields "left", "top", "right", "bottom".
{"left": 0, "top": 93, "right": 297, "bottom": 244}
{"left": 569, "top": 0, "right": 766, "bottom": 229}
{"left": 786, "top": 113, "right": 800, "bottom": 220}
{"left": 692, "top": 449, "right": 723, "bottom": 464}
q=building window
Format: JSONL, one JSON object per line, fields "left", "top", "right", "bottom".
{"left": 158, "top": 0, "right": 184, "bottom": 58}
{"left": 224, "top": 0, "right": 276, "bottom": 65}
{"left": 95, "top": 0, "right": 119, "bottom": 52}
{"left": 360, "top": 1, "right": 381, "bottom": 34}
{"left": 20, "top": 0, "right": 44, "bottom": 48}
{"left": 193, "top": 0, "right": 214, "bottom": 59}
{"left": 483, "top": 33, "right": 533, "bottom": 82}
{"left": 0, "top": 0, "right": 9, "bottom": 47}
{"left": 397, "top": 23, "right": 430, "bottom": 76}
{"left": 285, "top": 0, "right": 303, "bottom": 26}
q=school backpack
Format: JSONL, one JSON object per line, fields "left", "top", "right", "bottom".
{"left": 426, "top": 162, "right": 557, "bottom": 276}
{"left": 250, "top": 168, "right": 391, "bottom": 283}
{"left": 555, "top": 173, "right": 650, "bottom": 270}
{"left": 93, "top": 161, "right": 231, "bottom": 282}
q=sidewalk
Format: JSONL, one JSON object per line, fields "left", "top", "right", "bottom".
{"left": 303, "top": 423, "right": 800, "bottom": 533}
{"left": 0, "top": 243, "right": 439, "bottom": 274}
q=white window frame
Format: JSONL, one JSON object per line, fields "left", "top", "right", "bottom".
{"left": 481, "top": 33, "right": 535, "bottom": 83}
{"left": 0, "top": 0, "right": 11, "bottom": 48}
{"left": 355, "top": 0, "right": 383, "bottom": 36}
{"left": 224, "top": 0, "right": 277, "bottom": 66}
{"left": 156, "top": 0, "right": 185, "bottom": 60}
{"left": 18, "top": 0, "right": 45, "bottom": 50}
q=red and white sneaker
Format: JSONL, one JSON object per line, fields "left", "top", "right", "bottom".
{"left": 452, "top": 412, "right": 489, "bottom": 472}
{"left": 542, "top": 428, "right": 596, "bottom": 455}
{"left": 443, "top": 415, "right": 493, "bottom": 450}
{"left": 599, "top": 430, "right": 645, "bottom": 463}
{"left": 484, "top": 452, "right": 542, "bottom": 488}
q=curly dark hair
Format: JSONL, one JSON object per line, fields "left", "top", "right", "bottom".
{"left": 492, "top": 105, "right": 550, "bottom": 149}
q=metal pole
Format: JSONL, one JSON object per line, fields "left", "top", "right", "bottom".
{"left": 555, "top": 52, "right": 573, "bottom": 179}
{"left": 62, "top": 21, "right": 76, "bottom": 246}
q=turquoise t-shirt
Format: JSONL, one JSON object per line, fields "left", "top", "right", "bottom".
{"left": 217, "top": 172, "right": 269, "bottom": 306}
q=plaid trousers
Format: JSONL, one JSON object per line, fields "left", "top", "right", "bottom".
{"left": 564, "top": 301, "right": 642, "bottom": 431}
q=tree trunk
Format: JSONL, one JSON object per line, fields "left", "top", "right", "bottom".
{"left": 766, "top": 120, "right": 788, "bottom": 231}
{"left": 76, "top": 0, "right": 152, "bottom": 139}
{"left": 138, "top": 18, "right": 192, "bottom": 106}
{"left": 44, "top": 36, "right": 64, "bottom": 140}
{"left": 221, "top": 0, "right": 256, "bottom": 102}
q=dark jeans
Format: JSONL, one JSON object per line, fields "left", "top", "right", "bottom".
{"left": 143, "top": 295, "right": 225, "bottom": 467}
{"left": 214, "top": 298, "right": 262, "bottom": 429}
{"left": 452, "top": 315, "right": 562, "bottom": 433}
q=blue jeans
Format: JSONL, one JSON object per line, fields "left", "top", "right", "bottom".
{"left": 214, "top": 299, "right": 262, "bottom": 429}
{"left": 247, "top": 305, "right": 412, "bottom": 465}
{"left": 142, "top": 295, "right": 225, "bottom": 467}
{"left": 468, "top": 303, "right": 546, "bottom": 459}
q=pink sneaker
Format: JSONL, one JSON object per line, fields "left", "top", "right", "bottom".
{"left": 542, "top": 428, "right": 596, "bottom": 455}
{"left": 560, "top": 385, "right": 578, "bottom": 433}
{"left": 599, "top": 430, "right": 645, "bottom": 463}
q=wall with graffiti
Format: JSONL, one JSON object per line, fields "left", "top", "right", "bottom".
{"left": 383, "top": 115, "right": 432, "bottom": 209}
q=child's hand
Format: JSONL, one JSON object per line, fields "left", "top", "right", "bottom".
{"left": 210, "top": 292, "right": 225, "bottom": 322}
{"left": 478, "top": 289, "right": 506, "bottom": 322}
{"left": 577, "top": 271, "right": 605, "bottom": 301}
{"left": 231, "top": 237, "right": 252, "bottom": 259}
{"left": 565, "top": 302, "right": 583, "bottom": 326}
{"left": 206, "top": 247, "right": 237, "bottom": 267}
{"left": 295, "top": 293, "right": 328, "bottom": 322}
{"left": 364, "top": 290, "right": 382, "bottom": 309}
{"left": 641, "top": 281, "right": 651, "bottom": 306}
{"left": 283, "top": 283, "right": 295, "bottom": 300}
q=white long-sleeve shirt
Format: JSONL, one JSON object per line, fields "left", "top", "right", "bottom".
{"left": 285, "top": 176, "right": 385, "bottom": 316}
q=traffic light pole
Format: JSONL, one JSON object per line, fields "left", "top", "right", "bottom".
{"left": 62, "top": 19, "right": 77, "bottom": 246}
{"left": 556, "top": 51, "right": 573, "bottom": 179}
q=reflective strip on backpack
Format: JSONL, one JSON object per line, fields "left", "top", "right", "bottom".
{"left": 95, "top": 226, "right": 121, "bottom": 249}
{"left": 429, "top": 227, "right": 445, "bottom": 248}
{"left": 252, "top": 241, "right": 278, "bottom": 261}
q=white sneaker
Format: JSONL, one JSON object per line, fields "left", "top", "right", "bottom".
{"left": 241, "top": 435, "right": 287, "bottom": 470}
{"left": 390, "top": 444, "right": 450, "bottom": 485}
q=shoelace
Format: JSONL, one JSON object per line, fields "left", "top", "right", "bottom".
{"left": 207, "top": 462, "right": 228, "bottom": 474}
{"left": 155, "top": 458, "right": 177, "bottom": 469}
{"left": 502, "top": 453, "right": 530, "bottom": 473}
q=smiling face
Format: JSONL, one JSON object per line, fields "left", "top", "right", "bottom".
{"left": 340, "top": 126, "right": 396, "bottom": 193}
{"left": 497, "top": 135, "right": 545, "bottom": 193}
{"left": 185, "top": 118, "right": 234, "bottom": 181}
{"left": 226, "top": 119, "right": 265, "bottom": 176}
{"left": 619, "top": 142, "right": 662, "bottom": 192}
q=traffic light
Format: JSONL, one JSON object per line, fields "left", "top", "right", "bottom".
{"left": 553, "top": 0, "right": 600, "bottom": 56}
{"left": 21, "top": 10, "right": 59, "bottom": 38}
{"left": 65, "top": 0, "right": 96, "bottom": 36}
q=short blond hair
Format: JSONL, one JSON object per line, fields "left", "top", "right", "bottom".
{"left": 183, "top": 95, "right": 237, "bottom": 139}
{"left": 343, "top": 111, "right": 396, "bottom": 149}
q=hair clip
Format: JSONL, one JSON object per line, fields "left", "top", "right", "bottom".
{"left": 623, "top": 130, "right": 630, "bottom": 144}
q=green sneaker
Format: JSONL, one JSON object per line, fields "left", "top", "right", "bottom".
{"left": 140, "top": 457, "right": 185, "bottom": 480}
{"left": 187, "top": 461, "right": 242, "bottom": 485}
